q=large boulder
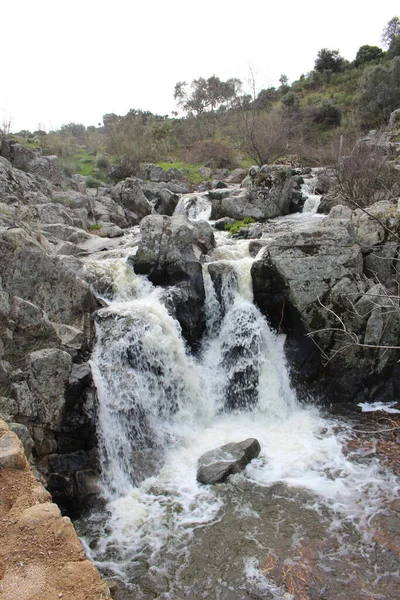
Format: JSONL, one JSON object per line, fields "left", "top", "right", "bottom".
{"left": 130, "top": 214, "right": 215, "bottom": 344}
{"left": 140, "top": 181, "right": 179, "bottom": 215}
{"left": 29, "top": 155, "right": 63, "bottom": 185}
{"left": 0, "top": 156, "right": 52, "bottom": 205}
{"left": 210, "top": 165, "right": 297, "bottom": 221}
{"left": 110, "top": 177, "right": 153, "bottom": 224}
{"left": 197, "top": 438, "right": 261, "bottom": 484}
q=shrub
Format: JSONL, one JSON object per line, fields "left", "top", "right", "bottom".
{"left": 308, "top": 101, "right": 342, "bottom": 127}
{"left": 108, "top": 155, "right": 140, "bottom": 182}
{"left": 183, "top": 139, "right": 238, "bottom": 169}
{"left": 358, "top": 57, "right": 400, "bottom": 127}
{"left": 86, "top": 176, "right": 102, "bottom": 188}
{"left": 330, "top": 142, "right": 399, "bottom": 208}
{"left": 96, "top": 154, "right": 110, "bottom": 169}
{"left": 224, "top": 217, "right": 256, "bottom": 235}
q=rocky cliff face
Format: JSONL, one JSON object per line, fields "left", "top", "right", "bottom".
{"left": 251, "top": 202, "right": 400, "bottom": 404}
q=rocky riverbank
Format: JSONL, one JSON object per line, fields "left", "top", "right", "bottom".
{"left": 1, "top": 128, "right": 400, "bottom": 598}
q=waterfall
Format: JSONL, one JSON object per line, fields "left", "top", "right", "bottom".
{"left": 81, "top": 196, "right": 399, "bottom": 598}
{"left": 302, "top": 169, "right": 322, "bottom": 214}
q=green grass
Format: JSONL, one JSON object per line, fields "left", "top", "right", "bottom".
{"left": 224, "top": 217, "right": 256, "bottom": 235}
{"left": 156, "top": 161, "right": 207, "bottom": 185}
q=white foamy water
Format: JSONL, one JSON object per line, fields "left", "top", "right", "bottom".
{"left": 85, "top": 193, "right": 399, "bottom": 588}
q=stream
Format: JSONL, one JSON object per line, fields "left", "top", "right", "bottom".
{"left": 76, "top": 176, "right": 400, "bottom": 599}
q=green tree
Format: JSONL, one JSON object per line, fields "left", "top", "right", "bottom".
{"left": 358, "top": 57, "right": 400, "bottom": 127}
{"left": 354, "top": 45, "right": 384, "bottom": 67}
{"left": 174, "top": 75, "right": 241, "bottom": 138}
{"left": 381, "top": 16, "right": 400, "bottom": 47}
{"left": 315, "top": 48, "right": 345, "bottom": 74}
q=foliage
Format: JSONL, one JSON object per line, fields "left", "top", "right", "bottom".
{"left": 388, "top": 35, "right": 400, "bottom": 59}
{"left": 174, "top": 76, "right": 242, "bottom": 140}
{"left": 86, "top": 176, "right": 102, "bottom": 188}
{"left": 106, "top": 109, "right": 167, "bottom": 163}
{"left": 183, "top": 139, "right": 238, "bottom": 169}
{"left": 381, "top": 16, "right": 400, "bottom": 47}
{"left": 237, "top": 108, "right": 293, "bottom": 166}
{"left": 330, "top": 142, "right": 399, "bottom": 208}
{"left": 354, "top": 45, "right": 384, "bottom": 67}
{"left": 308, "top": 100, "right": 342, "bottom": 127}
{"left": 314, "top": 49, "right": 345, "bottom": 74}
{"left": 358, "top": 57, "right": 400, "bottom": 127}
{"left": 224, "top": 217, "right": 256, "bottom": 235}
{"left": 174, "top": 76, "right": 241, "bottom": 115}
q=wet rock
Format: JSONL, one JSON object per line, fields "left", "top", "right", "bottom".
{"left": 213, "top": 217, "right": 236, "bottom": 230}
{"left": 140, "top": 181, "right": 179, "bottom": 215}
{"left": 131, "top": 214, "right": 215, "bottom": 345}
{"left": 110, "top": 178, "right": 153, "bottom": 224}
{"left": 197, "top": 438, "right": 261, "bottom": 484}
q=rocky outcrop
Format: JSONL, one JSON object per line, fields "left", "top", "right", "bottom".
{"left": 130, "top": 214, "right": 215, "bottom": 345}
{"left": 0, "top": 420, "right": 110, "bottom": 600}
{"left": 251, "top": 204, "right": 400, "bottom": 404}
{"left": 210, "top": 165, "right": 301, "bottom": 221}
{"left": 110, "top": 177, "right": 153, "bottom": 224}
{"left": 197, "top": 438, "right": 261, "bottom": 484}
{"left": 0, "top": 222, "right": 100, "bottom": 510}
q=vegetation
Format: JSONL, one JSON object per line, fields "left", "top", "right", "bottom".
{"left": 6, "top": 15, "right": 400, "bottom": 181}
{"left": 224, "top": 217, "right": 256, "bottom": 235}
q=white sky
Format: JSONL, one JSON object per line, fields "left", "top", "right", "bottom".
{"left": 1, "top": 0, "right": 399, "bottom": 132}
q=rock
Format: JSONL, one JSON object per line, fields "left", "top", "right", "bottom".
{"left": 0, "top": 226, "right": 98, "bottom": 330}
{"left": 0, "top": 430, "right": 27, "bottom": 470}
{"left": 213, "top": 217, "right": 236, "bottom": 230}
{"left": 8, "top": 423, "right": 34, "bottom": 459}
{"left": 110, "top": 178, "right": 153, "bottom": 224}
{"left": 211, "top": 166, "right": 296, "bottom": 220}
{"left": 40, "top": 223, "right": 92, "bottom": 244}
{"left": 75, "top": 469, "right": 101, "bottom": 498}
{"left": 140, "top": 181, "right": 179, "bottom": 216}
{"left": 29, "top": 155, "right": 63, "bottom": 185}
{"left": 225, "top": 168, "right": 248, "bottom": 184}
{"left": 91, "top": 196, "right": 130, "bottom": 228}
{"left": 197, "top": 438, "right": 261, "bottom": 484}
{"left": 24, "top": 348, "right": 72, "bottom": 430}
{"left": 131, "top": 215, "right": 215, "bottom": 344}
{"left": 389, "top": 108, "right": 400, "bottom": 129}
{"left": 0, "top": 156, "right": 52, "bottom": 205}
{"left": 9, "top": 143, "right": 36, "bottom": 171}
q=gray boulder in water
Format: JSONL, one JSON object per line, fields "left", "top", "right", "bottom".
{"left": 197, "top": 438, "right": 261, "bottom": 484}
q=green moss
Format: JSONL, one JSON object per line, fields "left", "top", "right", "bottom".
{"left": 224, "top": 217, "right": 256, "bottom": 235}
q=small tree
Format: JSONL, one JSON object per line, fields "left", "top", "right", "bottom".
{"left": 381, "top": 16, "right": 400, "bottom": 48}
{"left": 238, "top": 108, "right": 291, "bottom": 166}
{"left": 354, "top": 45, "right": 384, "bottom": 67}
{"left": 315, "top": 48, "right": 345, "bottom": 74}
{"left": 174, "top": 75, "right": 241, "bottom": 138}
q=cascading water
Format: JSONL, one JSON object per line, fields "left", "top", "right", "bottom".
{"left": 79, "top": 189, "right": 400, "bottom": 599}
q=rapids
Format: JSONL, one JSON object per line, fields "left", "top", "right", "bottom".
{"left": 77, "top": 175, "right": 400, "bottom": 599}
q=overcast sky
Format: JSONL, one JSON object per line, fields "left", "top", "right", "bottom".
{"left": 1, "top": 0, "right": 399, "bottom": 132}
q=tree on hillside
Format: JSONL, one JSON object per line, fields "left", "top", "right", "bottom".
{"left": 174, "top": 76, "right": 241, "bottom": 115}
{"left": 174, "top": 76, "right": 241, "bottom": 138}
{"left": 358, "top": 57, "right": 400, "bottom": 127}
{"left": 314, "top": 48, "right": 345, "bottom": 74}
{"left": 354, "top": 45, "right": 384, "bottom": 67}
{"left": 381, "top": 16, "right": 400, "bottom": 47}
